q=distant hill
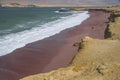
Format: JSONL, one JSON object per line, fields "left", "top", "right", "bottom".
{"left": 0, "top": 0, "right": 120, "bottom": 7}
{"left": 48, "top": 0, "right": 120, "bottom": 4}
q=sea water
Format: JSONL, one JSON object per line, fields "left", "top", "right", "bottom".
{"left": 0, "top": 7, "right": 89, "bottom": 56}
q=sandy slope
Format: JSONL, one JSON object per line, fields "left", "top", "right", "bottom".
{"left": 21, "top": 37, "right": 120, "bottom": 80}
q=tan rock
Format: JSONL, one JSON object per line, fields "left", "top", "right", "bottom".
{"left": 21, "top": 37, "right": 120, "bottom": 80}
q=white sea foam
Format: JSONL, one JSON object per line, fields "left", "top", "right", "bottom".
{"left": 0, "top": 11, "right": 90, "bottom": 56}
{"left": 54, "top": 10, "right": 84, "bottom": 14}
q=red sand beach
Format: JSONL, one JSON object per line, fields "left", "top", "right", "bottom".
{"left": 0, "top": 10, "right": 110, "bottom": 80}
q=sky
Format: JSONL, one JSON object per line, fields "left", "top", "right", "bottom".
{"left": 0, "top": 0, "right": 120, "bottom": 4}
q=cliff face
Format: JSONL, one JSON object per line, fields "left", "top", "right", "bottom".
{"left": 107, "top": 11, "right": 120, "bottom": 40}
{"left": 21, "top": 37, "right": 120, "bottom": 80}
{"left": 21, "top": 7, "right": 120, "bottom": 80}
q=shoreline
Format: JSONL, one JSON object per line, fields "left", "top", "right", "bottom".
{"left": 0, "top": 11, "right": 89, "bottom": 56}
{"left": 0, "top": 10, "right": 110, "bottom": 80}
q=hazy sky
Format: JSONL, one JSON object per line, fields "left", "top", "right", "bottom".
{"left": 0, "top": 0, "right": 120, "bottom": 4}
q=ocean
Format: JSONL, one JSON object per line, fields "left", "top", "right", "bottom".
{"left": 0, "top": 7, "right": 89, "bottom": 56}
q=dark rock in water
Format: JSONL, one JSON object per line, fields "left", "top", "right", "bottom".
{"left": 58, "top": 8, "right": 70, "bottom": 12}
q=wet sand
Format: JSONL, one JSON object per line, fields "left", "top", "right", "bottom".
{"left": 0, "top": 10, "right": 110, "bottom": 80}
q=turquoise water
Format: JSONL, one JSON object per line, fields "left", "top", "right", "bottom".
{"left": 0, "top": 7, "right": 71, "bottom": 36}
{"left": 0, "top": 7, "right": 89, "bottom": 56}
{"left": 0, "top": 7, "right": 70, "bottom": 36}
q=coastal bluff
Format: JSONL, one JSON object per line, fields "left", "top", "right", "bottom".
{"left": 21, "top": 37, "right": 120, "bottom": 80}
{"left": 21, "top": 7, "right": 120, "bottom": 80}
